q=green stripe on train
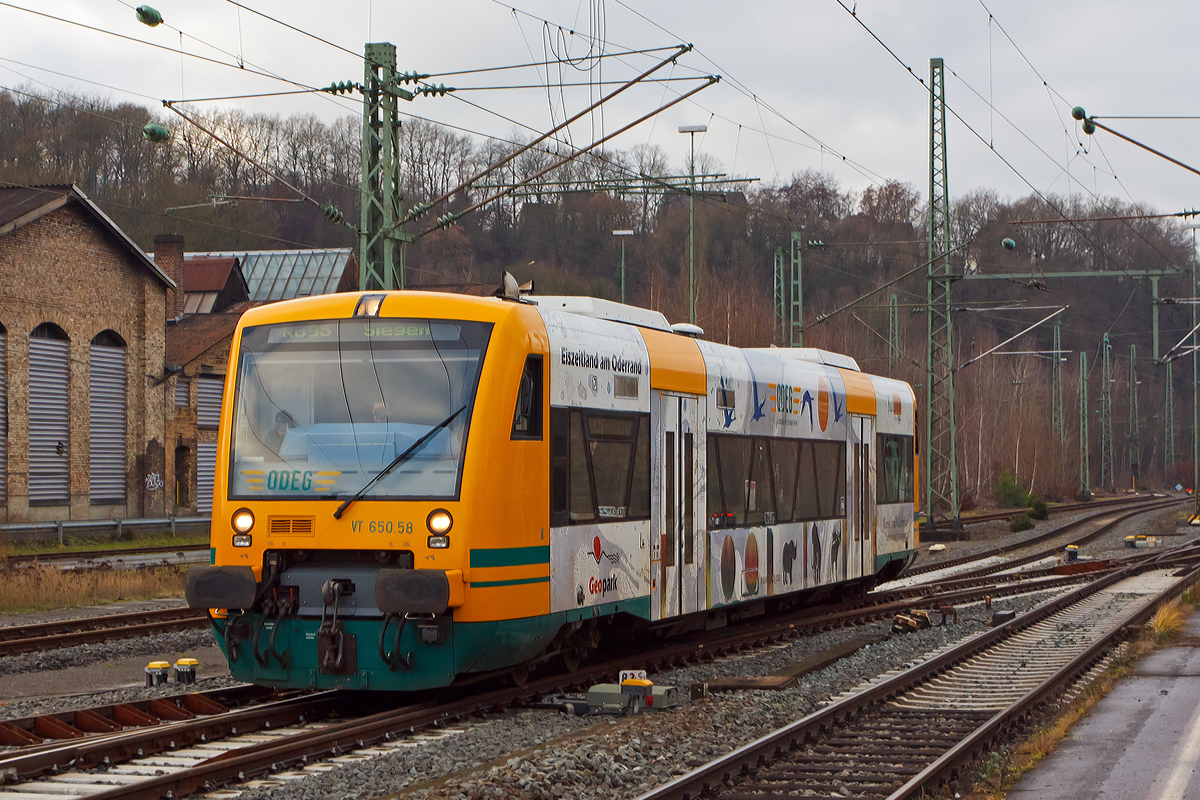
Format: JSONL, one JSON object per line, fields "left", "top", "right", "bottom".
{"left": 469, "top": 545, "right": 550, "bottom": 568}
{"left": 469, "top": 576, "right": 551, "bottom": 588}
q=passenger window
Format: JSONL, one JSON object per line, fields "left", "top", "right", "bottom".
{"left": 745, "top": 437, "right": 775, "bottom": 526}
{"left": 511, "top": 355, "right": 543, "bottom": 439}
{"left": 549, "top": 407, "right": 650, "bottom": 525}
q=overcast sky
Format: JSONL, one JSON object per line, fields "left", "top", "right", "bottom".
{"left": 4, "top": 0, "right": 1199, "bottom": 217}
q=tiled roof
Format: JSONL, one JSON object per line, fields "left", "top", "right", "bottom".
{"left": 183, "top": 256, "right": 242, "bottom": 292}
{"left": 0, "top": 184, "right": 175, "bottom": 288}
{"left": 165, "top": 307, "right": 257, "bottom": 368}
{"left": 197, "top": 249, "right": 353, "bottom": 300}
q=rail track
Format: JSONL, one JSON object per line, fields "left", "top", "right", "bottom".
{"left": 0, "top": 607, "right": 208, "bottom": 657}
{"left": 0, "top": 499, "right": 1183, "bottom": 799}
{"left": 1, "top": 536, "right": 1188, "bottom": 800}
{"left": 636, "top": 547, "right": 1200, "bottom": 800}
{"left": 897, "top": 494, "right": 1183, "bottom": 583}
{"left": 926, "top": 491, "right": 1159, "bottom": 531}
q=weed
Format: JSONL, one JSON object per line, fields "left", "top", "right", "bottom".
{"left": 974, "top": 746, "right": 1014, "bottom": 794}
{"left": 1182, "top": 580, "right": 1200, "bottom": 606}
{"left": 1010, "top": 514, "right": 1034, "bottom": 533}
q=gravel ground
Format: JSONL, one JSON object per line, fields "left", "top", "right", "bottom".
{"left": 230, "top": 590, "right": 1062, "bottom": 800}
{"left": 914, "top": 500, "right": 1190, "bottom": 568}
{"left": 0, "top": 628, "right": 218, "bottom": 679}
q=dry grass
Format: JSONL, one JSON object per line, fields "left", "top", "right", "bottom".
{"left": 1150, "top": 602, "right": 1187, "bottom": 644}
{"left": 0, "top": 564, "right": 186, "bottom": 613}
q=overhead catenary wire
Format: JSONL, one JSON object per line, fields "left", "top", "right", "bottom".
{"left": 833, "top": 0, "right": 1183, "bottom": 278}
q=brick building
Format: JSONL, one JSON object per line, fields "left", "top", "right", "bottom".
{"left": 0, "top": 185, "right": 175, "bottom": 522}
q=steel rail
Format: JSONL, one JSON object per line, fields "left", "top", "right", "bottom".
{"left": 0, "top": 690, "right": 353, "bottom": 780}
{"left": 0, "top": 685, "right": 276, "bottom": 750}
{"left": 633, "top": 552, "right": 1200, "bottom": 800}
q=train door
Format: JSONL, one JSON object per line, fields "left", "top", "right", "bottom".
{"left": 653, "top": 391, "right": 704, "bottom": 620}
{"left": 847, "top": 415, "right": 876, "bottom": 579}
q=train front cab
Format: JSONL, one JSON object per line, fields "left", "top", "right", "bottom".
{"left": 186, "top": 292, "right": 566, "bottom": 691}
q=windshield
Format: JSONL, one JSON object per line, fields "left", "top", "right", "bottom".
{"left": 229, "top": 317, "right": 492, "bottom": 501}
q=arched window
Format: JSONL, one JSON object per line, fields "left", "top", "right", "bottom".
{"left": 0, "top": 322, "right": 7, "bottom": 507}
{"left": 89, "top": 330, "right": 127, "bottom": 504}
{"left": 29, "top": 323, "right": 69, "bottom": 505}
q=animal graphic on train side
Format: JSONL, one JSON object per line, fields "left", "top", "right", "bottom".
{"left": 185, "top": 284, "right": 917, "bottom": 691}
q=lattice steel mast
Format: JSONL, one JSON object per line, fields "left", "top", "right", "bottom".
{"left": 1100, "top": 333, "right": 1114, "bottom": 490}
{"left": 359, "top": 43, "right": 413, "bottom": 290}
{"left": 924, "top": 57, "right": 960, "bottom": 531}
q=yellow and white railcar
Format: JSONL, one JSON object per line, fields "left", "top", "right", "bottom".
{"left": 186, "top": 288, "right": 917, "bottom": 690}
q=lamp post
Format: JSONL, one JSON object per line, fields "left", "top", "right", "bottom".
{"left": 678, "top": 124, "right": 706, "bottom": 326}
{"left": 613, "top": 230, "right": 634, "bottom": 303}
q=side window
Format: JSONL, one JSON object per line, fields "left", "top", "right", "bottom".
{"left": 511, "top": 355, "right": 543, "bottom": 439}
{"left": 770, "top": 438, "right": 799, "bottom": 523}
{"left": 709, "top": 434, "right": 845, "bottom": 527}
{"left": 548, "top": 407, "right": 649, "bottom": 525}
{"left": 745, "top": 437, "right": 775, "bottom": 526}
{"left": 877, "top": 433, "right": 914, "bottom": 504}
{"left": 717, "top": 436, "right": 751, "bottom": 527}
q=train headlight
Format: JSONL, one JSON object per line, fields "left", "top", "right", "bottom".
{"left": 232, "top": 534, "right": 253, "bottom": 547}
{"left": 231, "top": 508, "right": 255, "bottom": 534}
{"left": 427, "top": 509, "right": 452, "bottom": 549}
{"left": 427, "top": 509, "right": 452, "bottom": 535}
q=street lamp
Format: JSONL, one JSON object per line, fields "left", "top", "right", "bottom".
{"left": 613, "top": 230, "right": 634, "bottom": 303}
{"left": 678, "top": 124, "right": 706, "bottom": 326}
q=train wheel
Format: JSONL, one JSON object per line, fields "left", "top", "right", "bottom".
{"left": 510, "top": 664, "right": 530, "bottom": 687}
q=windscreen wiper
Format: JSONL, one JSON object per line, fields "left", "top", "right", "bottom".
{"left": 333, "top": 404, "right": 467, "bottom": 520}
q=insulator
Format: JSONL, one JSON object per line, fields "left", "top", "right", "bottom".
{"left": 323, "top": 81, "right": 356, "bottom": 95}
{"left": 322, "top": 205, "right": 344, "bottom": 224}
{"left": 419, "top": 84, "right": 451, "bottom": 97}
{"left": 1082, "top": 119, "right": 1096, "bottom": 136}
{"left": 142, "top": 122, "right": 170, "bottom": 143}
{"left": 407, "top": 201, "right": 433, "bottom": 221}
{"left": 435, "top": 212, "right": 458, "bottom": 229}
{"left": 1071, "top": 106, "right": 1086, "bottom": 121}
{"left": 397, "top": 71, "right": 430, "bottom": 85}
{"left": 135, "top": 5, "right": 162, "bottom": 26}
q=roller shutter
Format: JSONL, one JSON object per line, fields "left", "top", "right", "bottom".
{"left": 89, "top": 344, "right": 127, "bottom": 503}
{"left": 197, "top": 441, "right": 217, "bottom": 515}
{"left": 175, "top": 376, "right": 190, "bottom": 407}
{"left": 197, "top": 376, "right": 223, "bottom": 427}
{"left": 29, "top": 337, "right": 69, "bottom": 505}
{"left": 0, "top": 331, "right": 6, "bottom": 505}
